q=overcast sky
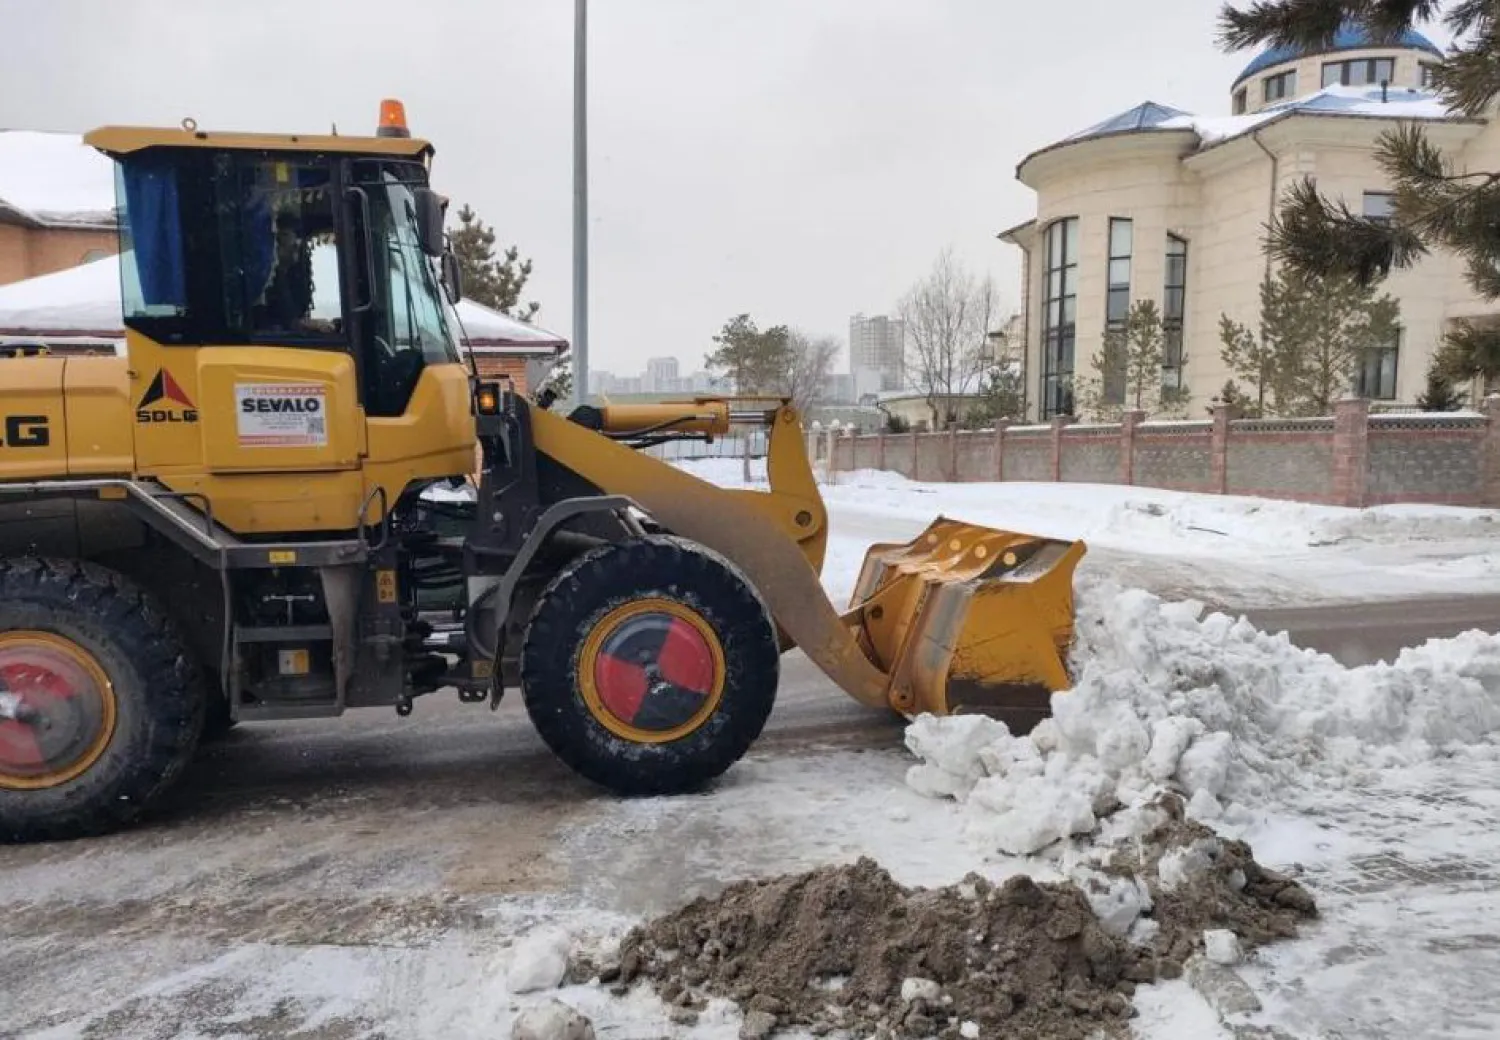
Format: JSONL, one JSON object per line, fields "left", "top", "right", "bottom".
{"left": 1, "top": 0, "right": 1363, "bottom": 375}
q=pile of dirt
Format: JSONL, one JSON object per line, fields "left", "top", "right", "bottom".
{"left": 605, "top": 802, "right": 1315, "bottom": 1039}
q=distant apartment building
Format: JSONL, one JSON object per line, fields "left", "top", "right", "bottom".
{"left": 645, "top": 356, "right": 680, "bottom": 392}
{"left": 848, "top": 313, "right": 905, "bottom": 391}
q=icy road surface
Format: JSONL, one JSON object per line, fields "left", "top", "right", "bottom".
{"left": 1, "top": 466, "right": 1498, "bottom": 1038}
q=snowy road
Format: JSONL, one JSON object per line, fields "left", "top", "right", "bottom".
{"left": 3, "top": 469, "right": 1499, "bottom": 1038}
{"left": 3, "top": 595, "right": 1498, "bottom": 1039}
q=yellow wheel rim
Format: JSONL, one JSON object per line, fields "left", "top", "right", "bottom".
{"left": 577, "top": 598, "right": 726, "bottom": 744}
{"left": 0, "top": 631, "right": 118, "bottom": 791}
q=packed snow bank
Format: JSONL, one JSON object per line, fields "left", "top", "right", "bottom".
{"left": 904, "top": 579, "right": 1500, "bottom": 856}
{"left": 676, "top": 458, "right": 1500, "bottom": 550}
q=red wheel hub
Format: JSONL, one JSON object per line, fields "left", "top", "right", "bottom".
{"left": 0, "top": 634, "right": 116, "bottom": 789}
{"left": 591, "top": 609, "right": 719, "bottom": 733}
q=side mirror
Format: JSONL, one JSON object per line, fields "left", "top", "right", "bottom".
{"left": 441, "top": 249, "right": 463, "bottom": 304}
{"left": 414, "top": 187, "right": 446, "bottom": 258}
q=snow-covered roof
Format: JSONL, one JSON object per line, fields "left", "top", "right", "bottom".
{"left": 0, "top": 253, "right": 129, "bottom": 334}
{"left": 449, "top": 298, "right": 567, "bottom": 352}
{"left": 1234, "top": 21, "right": 1443, "bottom": 87}
{"left": 1165, "top": 84, "right": 1456, "bottom": 146}
{"left": 0, "top": 247, "right": 568, "bottom": 355}
{"left": 1036, "top": 83, "right": 1462, "bottom": 169}
{"left": 1065, "top": 102, "right": 1193, "bottom": 144}
{"left": 0, "top": 131, "right": 117, "bottom": 228}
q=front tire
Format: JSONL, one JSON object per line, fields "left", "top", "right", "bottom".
{"left": 520, "top": 535, "right": 779, "bottom": 795}
{"left": 0, "top": 558, "right": 206, "bottom": 842}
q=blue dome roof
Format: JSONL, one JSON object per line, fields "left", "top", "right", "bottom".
{"left": 1233, "top": 22, "right": 1443, "bottom": 87}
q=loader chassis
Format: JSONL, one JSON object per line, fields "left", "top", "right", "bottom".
{"left": 0, "top": 111, "right": 1086, "bottom": 843}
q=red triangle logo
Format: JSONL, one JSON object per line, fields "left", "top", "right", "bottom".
{"left": 160, "top": 369, "right": 194, "bottom": 409}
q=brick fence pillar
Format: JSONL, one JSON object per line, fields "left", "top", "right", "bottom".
{"left": 994, "top": 422, "right": 1008, "bottom": 481}
{"left": 1050, "top": 415, "right": 1075, "bottom": 482}
{"left": 1331, "top": 398, "right": 1370, "bottom": 507}
{"left": 876, "top": 431, "right": 887, "bottom": 471}
{"left": 1481, "top": 394, "right": 1500, "bottom": 507}
{"left": 947, "top": 426, "right": 959, "bottom": 481}
{"left": 1210, "top": 404, "right": 1232, "bottom": 494}
{"left": 910, "top": 429, "right": 920, "bottom": 480}
{"left": 1120, "top": 410, "right": 1145, "bottom": 485}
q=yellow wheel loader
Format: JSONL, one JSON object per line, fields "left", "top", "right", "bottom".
{"left": 0, "top": 103, "right": 1084, "bottom": 842}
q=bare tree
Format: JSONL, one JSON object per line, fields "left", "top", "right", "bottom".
{"left": 898, "top": 248, "right": 998, "bottom": 429}
{"left": 774, "top": 329, "right": 840, "bottom": 414}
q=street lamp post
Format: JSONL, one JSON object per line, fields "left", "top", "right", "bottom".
{"left": 572, "top": 0, "right": 589, "bottom": 408}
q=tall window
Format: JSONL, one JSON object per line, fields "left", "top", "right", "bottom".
{"left": 1233, "top": 88, "right": 1248, "bottom": 114}
{"left": 1263, "top": 70, "right": 1296, "bottom": 102}
{"left": 1041, "top": 217, "right": 1079, "bottom": 418}
{"left": 1103, "top": 218, "right": 1132, "bottom": 404}
{"left": 1323, "top": 57, "right": 1395, "bottom": 87}
{"left": 1355, "top": 328, "right": 1400, "bottom": 400}
{"left": 1420, "top": 62, "right": 1439, "bottom": 89}
{"left": 1162, "top": 235, "right": 1188, "bottom": 390}
{"left": 1363, "top": 191, "right": 1395, "bottom": 225}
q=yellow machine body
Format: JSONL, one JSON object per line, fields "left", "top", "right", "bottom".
{"left": 0, "top": 121, "right": 1085, "bottom": 730}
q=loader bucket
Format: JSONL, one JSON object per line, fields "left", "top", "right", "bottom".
{"left": 842, "top": 517, "right": 1086, "bottom": 731}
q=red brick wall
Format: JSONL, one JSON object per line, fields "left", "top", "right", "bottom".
{"left": 472, "top": 355, "right": 532, "bottom": 395}
{"left": 829, "top": 399, "right": 1500, "bottom": 508}
{"left": 0, "top": 224, "right": 117, "bottom": 287}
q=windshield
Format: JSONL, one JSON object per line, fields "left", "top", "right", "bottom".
{"left": 354, "top": 160, "right": 460, "bottom": 417}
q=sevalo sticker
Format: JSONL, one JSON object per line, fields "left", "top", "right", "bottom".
{"left": 235, "top": 383, "right": 328, "bottom": 448}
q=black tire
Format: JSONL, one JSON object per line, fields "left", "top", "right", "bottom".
{"left": 0, "top": 557, "right": 206, "bottom": 843}
{"left": 520, "top": 535, "right": 779, "bottom": 796}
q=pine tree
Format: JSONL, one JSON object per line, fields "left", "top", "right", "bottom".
{"left": 1416, "top": 356, "right": 1465, "bottom": 411}
{"left": 1078, "top": 300, "right": 1175, "bottom": 418}
{"left": 1217, "top": 2, "right": 1500, "bottom": 373}
{"left": 704, "top": 314, "right": 791, "bottom": 395}
{"left": 1219, "top": 266, "right": 1401, "bottom": 416}
{"left": 448, "top": 204, "right": 540, "bottom": 320}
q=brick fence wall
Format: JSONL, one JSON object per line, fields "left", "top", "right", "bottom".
{"left": 824, "top": 397, "right": 1500, "bottom": 508}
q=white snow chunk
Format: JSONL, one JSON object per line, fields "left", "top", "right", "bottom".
{"left": 960, "top": 1022, "right": 980, "bottom": 1039}
{"left": 1079, "top": 872, "right": 1153, "bottom": 937}
{"left": 512, "top": 999, "right": 596, "bottom": 1040}
{"left": 1157, "top": 838, "right": 1221, "bottom": 893}
{"left": 508, "top": 927, "right": 572, "bottom": 994}
{"left": 904, "top": 714, "right": 1011, "bottom": 800}
{"left": 1145, "top": 716, "right": 1204, "bottom": 781}
{"left": 900, "top": 977, "right": 942, "bottom": 1004}
{"left": 1203, "top": 929, "right": 1243, "bottom": 966}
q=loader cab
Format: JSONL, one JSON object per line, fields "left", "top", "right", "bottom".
{"left": 109, "top": 141, "right": 460, "bottom": 418}
{"left": 84, "top": 108, "right": 479, "bottom": 536}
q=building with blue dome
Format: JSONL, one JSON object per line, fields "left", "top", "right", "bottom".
{"left": 1230, "top": 22, "right": 1444, "bottom": 114}
{"left": 998, "top": 23, "right": 1498, "bottom": 422}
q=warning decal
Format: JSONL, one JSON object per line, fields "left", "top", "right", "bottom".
{"left": 235, "top": 383, "right": 329, "bottom": 448}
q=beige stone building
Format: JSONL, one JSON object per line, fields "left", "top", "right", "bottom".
{"left": 0, "top": 131, "right": 118, "bottom": 286}
{"left": 999, "top": 25, "right": 1500, "bottom": 420}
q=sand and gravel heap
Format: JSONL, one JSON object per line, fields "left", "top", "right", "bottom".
{"left": 609, "top": 805, "right": 1314, "bottom": 1039}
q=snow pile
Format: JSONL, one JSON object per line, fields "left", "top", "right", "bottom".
{"left": 904, "top": 581, "right": 1500, "bottom": 856}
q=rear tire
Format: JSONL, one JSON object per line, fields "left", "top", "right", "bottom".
{"left": 520, "top": 535, "right": 779, "bottom": 796}
{"left": 0, "top": 558, "right": 206, "bottom": 843}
